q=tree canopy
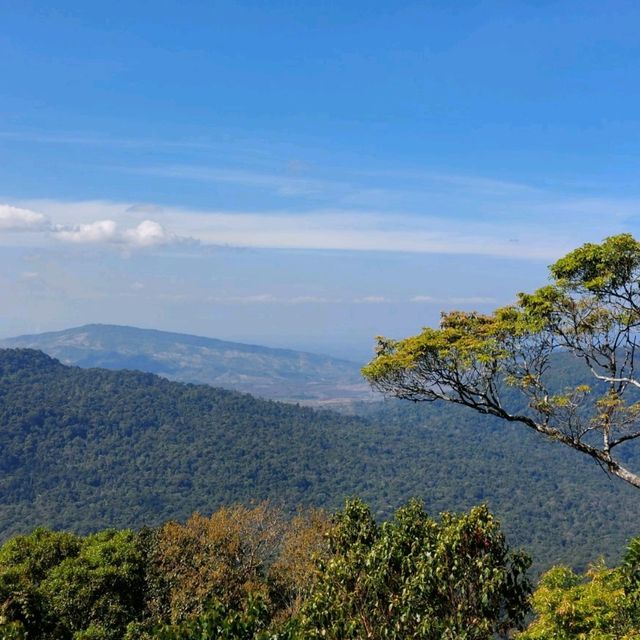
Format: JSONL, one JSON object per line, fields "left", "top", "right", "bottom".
{"left": 518, "top": 537, "right": 640, "bottom": 639}
{"left": 295, "top": 499, "right": 530, "bottom": 640}
{"left": 363, "top": 234, "right": 640, "bottom": 489}
{"left": 4, "top": 346, "right": 640, "bottom": 572}
{"left": 0, "top": 500, "right": 531, "bottom": 640}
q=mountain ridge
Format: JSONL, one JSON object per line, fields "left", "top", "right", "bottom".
{"left": 4, "top": 323, "right": 359, "bottom": 362}
{"left": 0, "top": 324, "right": 373, "bottom": 405}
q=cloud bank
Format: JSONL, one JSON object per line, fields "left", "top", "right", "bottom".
{"left": 3, "top": 166, "right": 638, "bottom": 262}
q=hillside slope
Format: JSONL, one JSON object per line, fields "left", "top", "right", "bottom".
{"left": 0, "top": 324, "right": 371, "bottom": 404}
{"left": 1, "top": 348, "right": 640, "bottom": 573}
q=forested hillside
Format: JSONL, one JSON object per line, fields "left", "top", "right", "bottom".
{"left": 1, "top": 348, "right": 639, "bottom": 574}
{"left": 0, "top": 324, "right": 371, "bottom": 405}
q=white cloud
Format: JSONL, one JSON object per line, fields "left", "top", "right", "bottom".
{"left": 53, "top": 219, "right": 119, "bottom": 244}
{"left": 0, "top": 204, "right": 49, "bottom": 231}
{"left": 52, "top": 219, "right": 181, "bottom": 248}
{"left": 123, "top": 220, "right": 169, "bottom": 247}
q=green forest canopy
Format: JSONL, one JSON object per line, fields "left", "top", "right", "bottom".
{"left": 1, "top": 348, "right": 640, "bottom": 574}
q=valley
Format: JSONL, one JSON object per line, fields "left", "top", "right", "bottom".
{"left": 1, "top": 346, "right": 638, "bottom": 575}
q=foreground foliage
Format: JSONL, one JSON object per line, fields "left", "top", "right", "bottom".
{"left": 518, "top": 538, "right": 640, "bottom": 639}
{"left": 0, "top": 528, "right": 143, "bottom": 639}
{"left": 0, "top": 499, "right": 531, "bottom": 640}
{"left": 295, "top": 500, "right": 530, "bottom": 639}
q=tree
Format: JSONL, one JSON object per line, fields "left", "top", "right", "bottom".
{"left": 0, "top": 528, "right": 81, "bottom": 638}
{"left": 518, "top": 536, "right": 640, "bottom": 639}
{"left": 39, "top": 529, "right": 145, "bottom": 640}
{"left": 147, "top": 503, "right": 285, "bottom": 625}
{"left": 363, "top": 234, "right": 640, "bottom": 489}
{"left": 269, "top": 508, "right": 331, "bottom": 621}
{"left": 295, "top": 499, "right": 531, "bottom": 640}
{"left": 143, "top": 593, "right": 276, "bottom": 640}
{"left": 0, "top": 527, "right": 144, "bottom": 640}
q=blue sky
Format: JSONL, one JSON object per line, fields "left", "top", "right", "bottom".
{"left": 2, "top": 1, "right": 640, "bottom": 360}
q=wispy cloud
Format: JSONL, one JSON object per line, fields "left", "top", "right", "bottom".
{"left": 6, "top": 161, "right": 640, "bottom": 263}
{"left": 410, "top": 295, "right": 436, "bottom": 303}
{"left": 209, "top": 293, "right": 278, "bottom": 304}
{"left": 354, "top": 296, "right": 390, "bottom": 304}
{"left": 206, "top": 294, "right": 340, "bottom": 305}
{"left": 0, "top": 130, "right": 212, "bottom": 150}
{"left": 450, "top": 296, "right": 497, "bottom": 304}
{"left": 356, "top": 169, "right": 541, "bottom": 196}
{"left": 410, "top": 295, "right": 497, "bottom": 305}
{"left": 128, "top": 164, "right": 346, "bottom": 198}
{"left": 130, "top": 292, "right": 497, "bottom": 307}
{"left": 289, "top": 296, "right": 335, "bottom": 304}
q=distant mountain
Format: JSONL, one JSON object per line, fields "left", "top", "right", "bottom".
{"left": 2, "top": 348, "right": 640, "bottom": 574}
{"left": 0, "top": 324, "right": 373, "bottom": 405}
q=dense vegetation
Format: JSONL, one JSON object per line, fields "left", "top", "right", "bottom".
{"left": 0, "top": 499, "right": 532, "bottom": 640}
{"left": 521, "top": 538, "right": 640, "bottom": 639}
{"left": 1, "top": 348, "right": 640, "bottom": 575}
{"left": 4, "top": 498, "right": 640, "bottom": 639}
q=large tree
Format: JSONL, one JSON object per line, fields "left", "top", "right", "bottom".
{"left": 363, "top": 234, "right": 640, "bottom": 489}
{"left": 295, "top": 499, "right": 530, "bottom": 640}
